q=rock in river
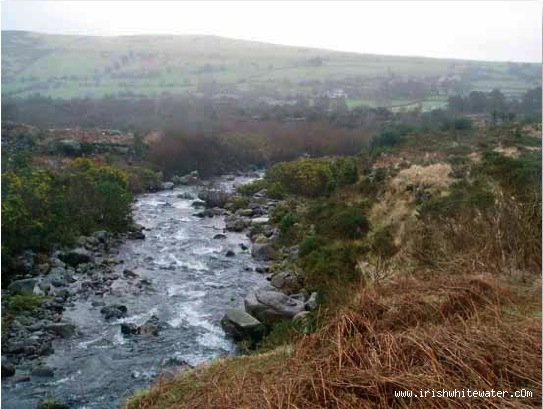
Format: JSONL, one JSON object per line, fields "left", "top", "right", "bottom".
{"left": 100, "top": 304, "right": 128, "bottom": 320}
{"left": 244, "top": 289, "right": 305, "bottom": 325}
{"left": 221, "top": 309, "right": 265, "bottom": 343}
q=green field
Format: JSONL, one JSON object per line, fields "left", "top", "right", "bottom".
{"left": 2, "top": 31, "right": 541, "bottom": 105}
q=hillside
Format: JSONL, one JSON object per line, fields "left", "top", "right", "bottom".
{"left": 2, "top": 31, "right": 541, "bottom": 108}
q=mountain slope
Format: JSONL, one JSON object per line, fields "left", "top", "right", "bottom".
{"left": 2, "top": 31, "right": 541, "bottom": 105}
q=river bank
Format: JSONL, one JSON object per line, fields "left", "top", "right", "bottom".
{"left": 1, "top": 173, "right": 275, "bottom": 409}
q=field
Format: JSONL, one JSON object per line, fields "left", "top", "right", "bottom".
{"left": 2, "top": 31, "right": 541, "bottom": 107}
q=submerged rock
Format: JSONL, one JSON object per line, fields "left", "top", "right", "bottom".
{"left": 44, "top": 323, "right": 76, "bottom": 338}
{"left": 220, "top": 308, "right": 265, "bottom": 343}
{"left": 100, "top": 304, "right": 127, "bottom": 320}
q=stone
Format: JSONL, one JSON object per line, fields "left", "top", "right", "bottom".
{"left": 177, "top": 192, "right": 194, "bottom": 199}
{"left": 100, "top": 304, "right": 128, "bottom": 320}
{"left": 59, "top": 248, "right": 92, "bottom": 267}
{"left": 44, "top": 323, "right": 76, "bottom": 338}
{"left": 251, "top": 242, "right": 274, "bottom": 261}
{"left": 123, "top": 269, "right": 139, "bottom": 279}
{"left": 305, "top": 292, "right": 318, "bottom": 311}
{"left": 225, "top": 215, "right": 250, "bottom": 232}
{"left": 251, "top": 217, "right": 270, "bottom": 224}
{"left": 138, "top": 315, "right": 161, "bottom": 336}
{"left": 120, "top": 323, "right": 139, "bottom": 336}
{"left": 198, "top": 189, "right": 230, "bottom": 208}
{"left": 1, "top": 358, "right": 15, "bottom": 378}
{"left": 236, "top": 208, "right": 254, "bottom": 217}
{"left": 220, "top": 308, "right": 265, "bottom": 343}
{"left": 128, "top": 231, "right": 145, "bottom": 240}
{"left": 244, "top": 289, "right": 305, "bottom": 325}
{"left": 31, "top": 365, "right": 55, "bottom": 378}
{"left": 213, "top": 234, "right": 227, "bottom": 240}
{"left": 161, "top": 182, "right": 175, "bottom": 190}
{"left": 7, "top": 278, "right": 38, "bottom": 295}
{"left": 270, "top": 271, "right": 301, "bottom": 294}
{"left": 225, "top": 250, "right": 235, "bottom": 257}
{"left": 293, "top": 311, "right": 311, "bottom": 323}
{"left": 93, "top": 230, "right": 109, "bottom": 243}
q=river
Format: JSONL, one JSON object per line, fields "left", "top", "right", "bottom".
{"left": 2, "top": 174, "right": 268, "bottom": 409}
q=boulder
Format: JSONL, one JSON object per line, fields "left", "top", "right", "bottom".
{"left": 220, "top": 309, "right": 265, "bottom": 343}
{"left": 160, "top": 182, "right": 175, "bottom": 190}
{"left": 121, "top": 315, "right": 161, "bottom": 337}
{"left": 44, "top": 323, "right": 76, "bottom": 338}
{"left": 7, "top": 278, "right": 38, "bottom": 295}
{"left": 59, "top": 248, "right": 92, "bottom": 267}
{"left": 1, "top": 358, "right": 15, "bottom": 378}
{"left": 100, "top": 304, "right": 127, "bottom": 320}
{"left": 177, "top": 192, "right": 195, "bottom": 200}
{"left": 225, "top": 250, "right": 235, "bottom": 257}
{"left": 213, "top": 234, "right": 227, "bottom": 240}
{"left": 270, "top": 271, "right": 301, "bottom": 294}
{"left": 31, "top": 365, "right": 55, "bottom": 378}
{"left": 138, "top": 315, "right": 161, "bottom": 336}
{"left": 120, "top": 323, "right": 139, "bottom": 336}
{"left": 251, "top": 217, "right": 270, "bottom": 225}
{"left": 225, "top": 215, "right": 250, "bottom": 232}
{"left": 198, "top": 189, "right": 230, "bottom": 208}
{"left": 305, "top": 292, "right": 318, "bottom": 311}
{"left": 251, "top": 242, "right": 274, "bottom": 261}
{"left": 93, "top": 230, "right": 109, "bottom": 243}
{"left": 123, "top": 269, "right": 139, "bottom": 279}
{"left": 244, "top": 289, "right": 305, "bottom": 325}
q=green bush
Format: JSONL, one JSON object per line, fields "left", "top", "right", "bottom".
{"left": 2, "top": 158, "right": 133, "bottom": 261}
{"left": 420, "top": 179, "right": 495, "bottom": 218}
{"left": 6, "top": 294, "right": 49, "bottom": 313}
{"left": 265, "top": 157, "right": 359, "bottom": 198}
{"left": 300, "top": 240, "right": 364, "bottom": 290}
{"left": 306, "top": 201, "right": 370, "bottom": 240}
{"left": 278, "top": 212, "right": 297, "bottom": 234}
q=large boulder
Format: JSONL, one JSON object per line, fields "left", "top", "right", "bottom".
{"left": 198, "top": 189, "right": 230, "bottom": 208}
{"left": 44, "top": 323, "right": 76, "bottom": 338}
{"left": 244, "top": 289, "right": 305, "bottom": 325}
{"left": 172, "top": 170, "right": 199, "bottom": 185}
{"left": 251, "top": 242, "right": 275, "bottom": 261}
{"left": 221, "top": 309, "right": 265, "bottom": 343}
{"left": 270, "top": 271, "right": 301, "bottom": 294}
{"left": 160, "top": 182, "right": 175, "bottom": 190}
{"left": 7, "top": 278, "right": 38, "bottom": 295}
{"left": 59, "top": 248, "right": 92, "bottom": 267}
{"left": 225, "top": 215, "right": 250, "bottom": 232}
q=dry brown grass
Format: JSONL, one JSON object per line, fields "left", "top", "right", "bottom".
{"left": 125, "top": 274, "right": 541, "bottom": 409}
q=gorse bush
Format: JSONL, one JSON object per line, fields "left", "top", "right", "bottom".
{"left": 2, "top": 158, "right": 133, "bottom": 260}
{"left": 307, "top": 201, "right": 370, "bottom": 240}
{"left": 265, "top": 157, "right": 359, "bottom": 198}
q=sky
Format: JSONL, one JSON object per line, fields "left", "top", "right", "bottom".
{"left": 2, "top": 1, "right": 542, "bottom": 63}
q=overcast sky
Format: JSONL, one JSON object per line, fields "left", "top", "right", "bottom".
{"left": 2, "top": 1, "right": 542, "bottom": 62}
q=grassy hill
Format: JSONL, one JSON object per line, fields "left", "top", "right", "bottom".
{"left": 2, "top": 31, "right": 541, "bottom": 107}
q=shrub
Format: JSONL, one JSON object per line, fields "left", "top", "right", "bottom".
{"left": 2, "top": 159, "right": 133, "bottom": 261}
{"left": 6, "top": 294, "right": 48, "bottom": 313}
{"left": 278, "top": 212, "right": 297, "bottom": 234}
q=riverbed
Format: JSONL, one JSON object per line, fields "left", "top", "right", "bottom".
{"left": 2, "top": 174, "right": 268, "bottom": 409}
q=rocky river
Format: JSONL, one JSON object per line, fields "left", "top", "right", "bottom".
{"left": 1, "top": 174, "right": 271, "bottom": 409}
